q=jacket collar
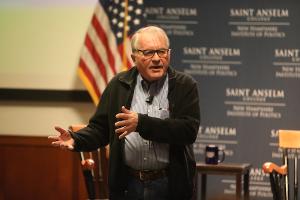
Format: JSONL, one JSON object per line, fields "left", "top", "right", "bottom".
{"left": 118, "top": 67, "right": 139, "bottom": 88}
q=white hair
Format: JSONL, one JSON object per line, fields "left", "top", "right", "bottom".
{"left": 131, "top": 26, "right": 170, "bottom": 50}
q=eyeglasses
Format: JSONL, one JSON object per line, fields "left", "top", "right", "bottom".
{"left": 134, "top": 49, "right": 170, "bottom": 59}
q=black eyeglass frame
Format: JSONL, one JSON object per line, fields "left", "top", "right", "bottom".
{"left": 133, "top": 48, "right": 170, "bottom": 58}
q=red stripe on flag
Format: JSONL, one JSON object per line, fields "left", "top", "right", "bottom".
{"left": 85, "top": 34, "right": 108, "bottom": 84}
{"left": 79, "top": 58, "right": 101, "bottom": 98}
{"left": 92, "top": 15, "right": 117, "bottom": 75}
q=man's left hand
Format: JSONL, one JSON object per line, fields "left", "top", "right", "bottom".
{"left": 115, "top": 106, "right": 138, "bottom": 139}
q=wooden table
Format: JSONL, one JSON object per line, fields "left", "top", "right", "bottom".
{"left": 196, "top": 162, "right": 252, "bottom": 200}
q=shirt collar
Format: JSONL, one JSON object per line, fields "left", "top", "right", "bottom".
{"left": 139, "top": 74, "right": 167, "bottom": 94}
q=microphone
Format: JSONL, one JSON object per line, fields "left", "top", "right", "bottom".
{"left": 146, "top": 95, "right": 154, "bottom": 104}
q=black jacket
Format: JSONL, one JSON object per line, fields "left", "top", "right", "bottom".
{"left": 72, "top": 66, "right": 200, "bottom": 199}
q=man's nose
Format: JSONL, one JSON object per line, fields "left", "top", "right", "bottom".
{"left": 151, "top": 52, "right": 161, "bottom": 61}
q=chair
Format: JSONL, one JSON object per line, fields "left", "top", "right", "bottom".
{"left": 69, "top": 124, "right": 109, "bottom": 200}
{"left": 262, "top": 129, "right": 300, "bottom": 200}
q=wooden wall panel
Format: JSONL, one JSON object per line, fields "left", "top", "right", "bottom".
{"left": 0, "top": 136, "right": 87, "bottom": 200}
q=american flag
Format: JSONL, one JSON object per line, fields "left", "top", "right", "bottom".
{"left": 78, "top": 0, "right": 145, "bottom": 104}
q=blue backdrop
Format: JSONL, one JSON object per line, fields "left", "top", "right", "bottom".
{"left": 145, "top": 0, "right": 300, "bottom": 199}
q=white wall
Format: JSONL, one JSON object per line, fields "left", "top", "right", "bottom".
{"left": 0, "top": 1, "right": 96, "bottom": 90}
{"left": 0, "top": 1, "right": 99, "bottom": 136}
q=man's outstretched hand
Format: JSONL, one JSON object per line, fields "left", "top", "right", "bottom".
{"left": 48, "top": 126, "right": 75, "bottom": 150}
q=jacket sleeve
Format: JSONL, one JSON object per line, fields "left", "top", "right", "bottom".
{"left": 137, "top": 76, "right": 200, "bottom": 145}
{"left": 71, "top": 84, "right": 111, "bottom": 152}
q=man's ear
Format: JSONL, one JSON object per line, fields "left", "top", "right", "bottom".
{"left": 131, "top": 54, "right": 136, "bottom": 62}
